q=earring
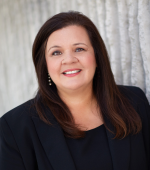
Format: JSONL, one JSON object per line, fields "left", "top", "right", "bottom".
{"left": 48, "top": 73, "right": 52, "bottom": 85}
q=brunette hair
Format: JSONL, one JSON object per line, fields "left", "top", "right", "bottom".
{"left": 32, "top": 11, "right": 142, "bottom": 139}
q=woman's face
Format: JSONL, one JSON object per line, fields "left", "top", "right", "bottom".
{"left": 45, "top": 25, "right": 97, "bottom": 93}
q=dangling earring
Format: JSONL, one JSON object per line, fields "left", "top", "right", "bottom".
{"left": 48, "top": 73, "right": 52, "bottom": 85}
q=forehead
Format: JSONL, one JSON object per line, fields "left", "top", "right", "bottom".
{"left": 46, "top": 25, "right": 91, "bottom": 46}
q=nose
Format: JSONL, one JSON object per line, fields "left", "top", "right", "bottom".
{"left": 61, "top": 51, "right": 78, "bottom": 64}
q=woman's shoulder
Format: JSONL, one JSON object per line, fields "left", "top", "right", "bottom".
{"left": 117, "top": 85, "right": 149, "bottom": 105}
{"left": 1, "top": 99, "right": 36, "bottom": 118}
{"left": 0, "top": 99, "right": 38, "bottom": 131}
{"left": 117, "top": 85, "right": 150, "bottom": 124}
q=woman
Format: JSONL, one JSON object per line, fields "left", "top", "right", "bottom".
{"left": 0, "top": 11, "right": 150, "bottom": 170}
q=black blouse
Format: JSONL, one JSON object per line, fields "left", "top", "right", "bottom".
{"left": 65, "top": 124, "right": 113, "bottom": 170}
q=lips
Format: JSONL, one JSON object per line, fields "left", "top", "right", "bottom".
{"left": 62, "top": 69, "right": 81, "bottom": 75}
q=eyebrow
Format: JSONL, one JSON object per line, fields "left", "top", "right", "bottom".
{"left": 73, "top": 43, "right": 88, "bottom": 46}
{"left": 47, "top": 43, "right": 88, "bottom": 52}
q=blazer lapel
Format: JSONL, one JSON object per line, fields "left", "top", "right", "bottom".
{"left": 105, "top": 118, "right": 130, "bottom": 170}
{"left": 32, "top": 115, "right": 76, "bottom": 170}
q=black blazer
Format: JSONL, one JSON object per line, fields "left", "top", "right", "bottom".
{"left": 0, "top": 86, "right": 150, "bottom": 170}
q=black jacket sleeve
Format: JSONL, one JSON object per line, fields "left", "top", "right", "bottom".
{"left": 0, "top": 117, "right": 26, "bottom": 170}
{"left": 137, "top": 88, "right": 150, "bottom": 169}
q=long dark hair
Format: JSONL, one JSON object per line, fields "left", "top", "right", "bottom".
{"left": 32, "top": 11, "right": 142, "bottom": 139}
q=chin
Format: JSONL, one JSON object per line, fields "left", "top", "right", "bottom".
{"left": 63, "top": 85, "right": 82, "bottom": 91}
{"left": 62, "top": 82, "right": 91, "bottom": 91}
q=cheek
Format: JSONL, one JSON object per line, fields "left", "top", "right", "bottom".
{"left": 46, "top": 59, "right": 60, "bottom": 77}
{"left": 83, "top": 54, "right": 96, "bottom": 69}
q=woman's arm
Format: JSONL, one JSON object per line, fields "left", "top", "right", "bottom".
{"left": 0, "top": 117, "right": 26, "bottom": 170}
{"left": 137, "top": 88, "right": 150, "bottom": 170}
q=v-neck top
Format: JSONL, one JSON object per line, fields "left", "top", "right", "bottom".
{"left": 65, "top": 124, "right": 113, "bottom": 170}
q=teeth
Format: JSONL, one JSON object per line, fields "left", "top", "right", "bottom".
{"left": 64, "top": 70, "right": 81, "bottom": 74}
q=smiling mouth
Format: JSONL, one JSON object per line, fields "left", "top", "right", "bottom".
{"left": 63, "top": 70, "right": 81, "bottom": 75}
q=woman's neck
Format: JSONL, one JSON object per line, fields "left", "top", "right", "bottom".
{"left": 57, "top": 85, "right": 102, "bottom": 130}
{"left": 57, "top": 85, "right": 95, "bottom": 109}
{"left": 57, "top": 84, "right": 100, "bottom": 120}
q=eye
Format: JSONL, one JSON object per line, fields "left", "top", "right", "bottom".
{"left": 52, "top": 51, "right": 62, "bottom": 56}
{"left": 76, "top": 48, "right": 84, "bottom": 52}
